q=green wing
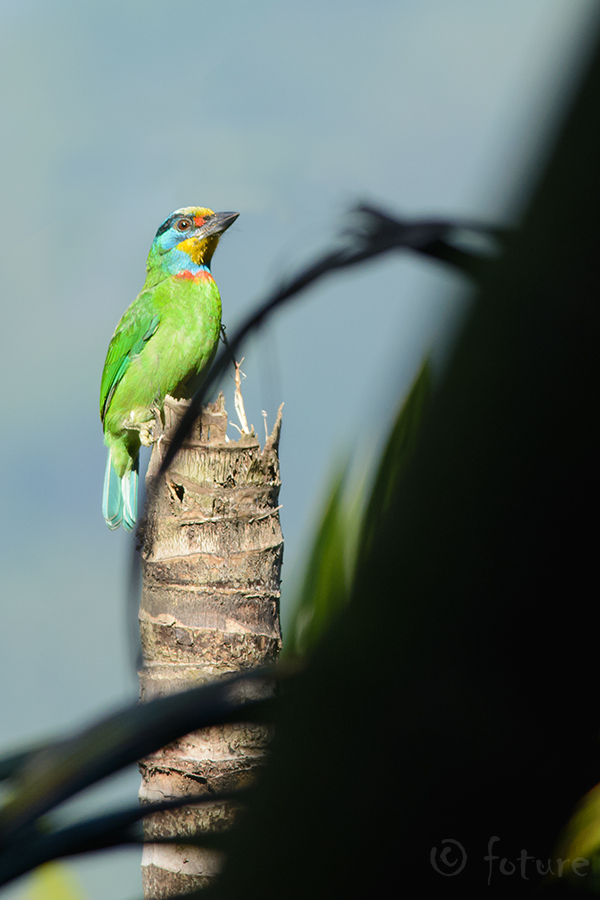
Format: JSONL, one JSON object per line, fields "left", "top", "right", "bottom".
{"left": 100, "top": 292, "right": 160, "bottom": 422}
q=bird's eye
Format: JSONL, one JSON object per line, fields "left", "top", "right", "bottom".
{"left": 175, "top": 218, "right": 192, "bottom": 232}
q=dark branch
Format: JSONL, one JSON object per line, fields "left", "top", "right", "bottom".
{"left": 157, "top": 204, "right": 503, "bottom": 478}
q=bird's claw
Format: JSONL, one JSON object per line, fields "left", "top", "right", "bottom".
{"left": 139, "top": 421, "right": 155, "bottom": 447}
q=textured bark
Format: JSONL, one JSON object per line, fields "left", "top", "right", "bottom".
{"left": 138, "top": 394, "right": 283, "bottom": 899}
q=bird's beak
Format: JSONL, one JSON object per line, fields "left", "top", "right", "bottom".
{"left": 198, "top": 211, "right": 239, "bottom": 239}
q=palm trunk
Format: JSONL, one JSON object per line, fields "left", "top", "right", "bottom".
{"left": 137, "top": 393, "right": 283, "bottom": 898}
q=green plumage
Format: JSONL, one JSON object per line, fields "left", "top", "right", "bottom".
{"left": 100, "top": 206, "right": 238, "bottom": 531}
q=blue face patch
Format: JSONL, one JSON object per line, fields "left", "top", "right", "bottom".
{"left": 154, "top": 225, "right": 187, "bottom": 254}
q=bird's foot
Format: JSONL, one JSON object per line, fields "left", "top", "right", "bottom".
{"left": 139, "top": 421, "right": 155, "bottom": 447}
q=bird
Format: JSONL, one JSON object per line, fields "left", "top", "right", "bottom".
{"left": 100, "top": 206, "right": 238, "bottom": 531}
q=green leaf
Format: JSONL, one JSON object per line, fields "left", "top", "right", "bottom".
{"left": 285, "top": 359, "right": 431, "bottom": 657}
{"left": 285, "top": 470, "right": 353, "bottom": 656}
{"left": 357, "top": 357, "right": 431, "bottom": 565}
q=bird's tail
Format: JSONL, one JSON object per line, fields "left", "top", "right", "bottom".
{"left": 102, "top": 451, "right": 138, "bottom": 532}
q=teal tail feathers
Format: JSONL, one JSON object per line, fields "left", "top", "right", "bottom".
{"left": 102, "top": 452, "right": 138, "bottom": 532}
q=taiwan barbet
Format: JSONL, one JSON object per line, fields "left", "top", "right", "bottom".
{"left": 100, "top": 206, "right": 238, "bottom": 531}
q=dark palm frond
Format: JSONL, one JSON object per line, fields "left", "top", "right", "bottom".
{"left": 0, "top": 792, "right": 241, "bottom": 888}
{"left": 0, "top": 667, "right": 280, "bottom": 845}
{"left": 157, "top": 208, "right": 501, "bottom": 477}
{"left": 0, "top": 745, "right": 47, "bottom": 784}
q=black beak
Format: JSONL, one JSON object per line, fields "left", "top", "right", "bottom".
{"left": 200, "top": 211, "right": 239, "bottom": 238}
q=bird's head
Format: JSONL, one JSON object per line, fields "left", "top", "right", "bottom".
{"left": 149, "top": 206, "right": 239, "bottom": 272}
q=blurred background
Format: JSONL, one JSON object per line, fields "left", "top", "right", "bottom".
{"left": 0, "top": 1, "right": 596, "bottom": 897}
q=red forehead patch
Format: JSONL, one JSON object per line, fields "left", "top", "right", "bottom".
{"left": 193, "top": 215, "right": 206, "bottom": 227}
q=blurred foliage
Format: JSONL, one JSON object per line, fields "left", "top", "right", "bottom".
{"left": 23, "top": 863, "right": 86, "bottom": 900}
{"left": 357, "top": 357, "right": 432, "bottom": 567}
{"left": 286, "top": 358, "right": 432, "bottom": 657}
{"left": 555, "top": 784, "right": 600, "bottom": 890}
{"left": 285, "top": 469, "right": 353, "bottom": 657}
{"left": 205, "top": 20, "right": 600, "bottom": 900}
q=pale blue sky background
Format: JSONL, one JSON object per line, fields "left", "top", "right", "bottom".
{"left": 0, "top": 2, "right": 596, "bottom": 897}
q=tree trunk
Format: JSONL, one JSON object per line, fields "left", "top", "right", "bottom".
{"left": 137, "top": 393, "right": 283, "bottom": 898}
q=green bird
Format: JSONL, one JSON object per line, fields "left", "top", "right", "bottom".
{"left": 100, "top": 205, "right": 238, "bottom": 531}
